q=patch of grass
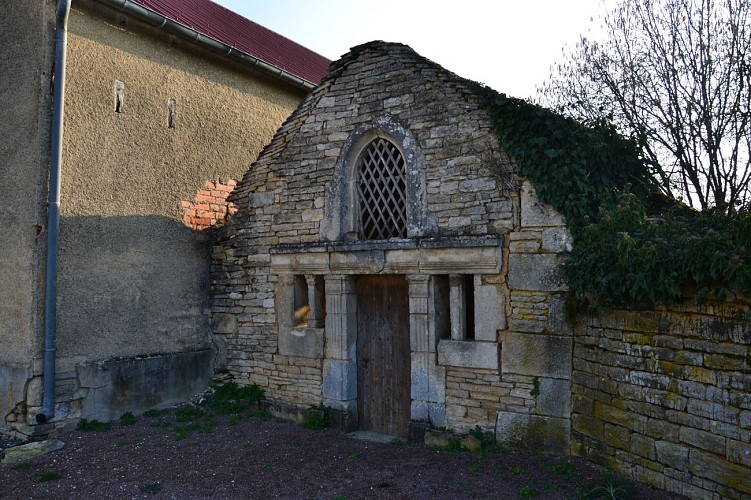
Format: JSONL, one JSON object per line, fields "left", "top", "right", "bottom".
{"left": 389, "top": 438, "right": 409, "bottom": 447}
{"left": 436, "top": 438, "right": 465, "bottom": 453}
{"left": 469, "top": 425, "right": 497, "bottom": 450}
{"left": 139, "top": 483, "right": 162, "bottom": 495}
{"left": 150, "top": 421, "right": 170, "bottom": 430}
{"left": 468, "top": 464, "right": 481, "bottom": 475}
{"left": 115, "top": 440, "right": 127, "bottom": 448}
{"left": 247, "top": 409, "right": 272, "bottom": 420}
{"left": 348, "top": 451, "right": 364, "bottom": 459}
{"left": 210, "top": 381, "right": 265, "bottom": 415}
{"left": 175, "top": 406, "right": 204, "bottom": 423}
{"left": 172, "top": 424, "right": 196, "bottom": 441}
{"left": 76, "top": 418, "right": 112, "bottom": 432}
{"left": 581, "top": 473, "right": 637, "bottom": 500}
{"left": 302, "top": 405, "right": 330, "bottom": 429}
{"left": 198, "top": 418, "right": 217, "bottom": 434}
{"left": 550, "top": 460, "right": 577, "bottom": 481}
{"left": 334, "top": 495, "right": 348, "bottom": 500}
{"left": 119, "top": 411, "right": 137, "bottom": 426}
{"left": 12, "top": 463, "right": 32, "bottom": 472}
{"left": 541, "top": 482, "right": 557, "bottom": 493}
{"left": 36, "top": 470, "right": 63, "bottom": 482}
{"left": 509, "top": 465, "right": 525, "bottom": 475}
{"left": 518, "top": 486, "right": 540, "bottom": 498}
{"left": 262, "top": 460, "right": 275, "bottom": 469}
{"left": 291, "top": 441, "right": 301, "bottom": 449}
{"left": 143, "top": 409, "right": 169, "bottom": 418}
{"left": 228, "top": 414, "right": 243, "bottom": 426}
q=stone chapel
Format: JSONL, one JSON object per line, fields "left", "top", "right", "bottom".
{"left": 212, "top": 41, "right": 574, "bottom": 452}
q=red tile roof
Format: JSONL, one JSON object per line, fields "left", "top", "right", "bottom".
{"left": 132, "top": 0, "right": 330, "bottom": 85}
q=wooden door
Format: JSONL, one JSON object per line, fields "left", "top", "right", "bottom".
{"left": 357, "top": 275, "right": 411, "bottom": 437}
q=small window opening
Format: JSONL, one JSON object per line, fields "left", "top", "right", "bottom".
{"left": 292, "top": 275, "right": 326, "bottom": 328}
{"left": 464, "top": 274, "right": 475, "bottom": 340}
{"left": 449, "top": 274, "right": 475, "bottom": 341}
{"left": 114, "top": 80, "right": 125, "bottom": 113}
{"left": 357, "top": 138, "right": 407, "bottom": 240}
{"left": 168, "top": 98, "right": 176, "bottom": 129}
{"left": 433, "top": 275, "right": 451, "bottom": 342}
{"left": 293, "top": 276, "right": 309, "bottom": 327}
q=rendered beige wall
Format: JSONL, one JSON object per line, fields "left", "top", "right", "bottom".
{"left": 3, "top": 0, "right": 309, "bottom": 437}
{"left": 0, "top": 0, "right": 52, "bottom": 427}
{"left": 56, "top": 1, "right": 304, "bottom": 361}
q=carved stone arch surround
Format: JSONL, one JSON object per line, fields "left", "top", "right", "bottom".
{"left": 320, "top": 114, "right": 435, "bottom": 242}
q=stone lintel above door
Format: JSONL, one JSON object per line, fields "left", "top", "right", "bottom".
{"left": 270, "top": 235, "right": 503, "bottom": 275}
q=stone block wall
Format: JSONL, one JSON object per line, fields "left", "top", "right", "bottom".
{"left": 572, "top": 300, "right": 751, "bottom": 499}
{"left": 488, "top": 181, "right": 573, "bottom": 452}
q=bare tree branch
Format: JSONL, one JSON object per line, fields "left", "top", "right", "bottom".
{"left": 539, "top": 0, "right": 751, "bottom": 213}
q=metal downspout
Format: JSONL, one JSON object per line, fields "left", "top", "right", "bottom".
{"left": 37, "top": 0, "right": 72, "bottom": 425}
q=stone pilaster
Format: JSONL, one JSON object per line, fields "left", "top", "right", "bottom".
{"left": 321, "top": 275, "right": 358, "bottom": 415}
{"left": 408, "top": 274, "right": 446, "bottom": 428}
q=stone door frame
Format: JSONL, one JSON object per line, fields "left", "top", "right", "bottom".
{"left": 270, "top": 236, "right": 503, "bottom": 432}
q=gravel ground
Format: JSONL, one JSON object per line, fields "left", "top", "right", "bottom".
{"left": 0, "top": 403, "right": 686, "bottom": 500}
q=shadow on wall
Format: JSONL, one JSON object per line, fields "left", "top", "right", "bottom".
{"left": 56, "top": 214, "right": 214, "bottom": 364}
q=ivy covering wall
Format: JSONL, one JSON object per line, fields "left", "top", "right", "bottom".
{"left": 472, "top": 84, "right": 751, "bottom": 309}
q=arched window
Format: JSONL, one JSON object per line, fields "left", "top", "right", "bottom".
{"left": 356, "top": 138, "right": 407, "bottom": 240}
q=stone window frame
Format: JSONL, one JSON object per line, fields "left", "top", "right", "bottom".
{"left": 356, "top": 137, "right": 408, "bottom": 240}
{"left": 320, "top": 114, "right": 435, "bottom": 242}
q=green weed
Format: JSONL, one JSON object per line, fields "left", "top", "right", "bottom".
{"left": 469, "top": 425, "right": 497, "bottom": 450}
{"left": 76, "top": 419, "right": 112, "bottom": 432}
{"left": 348, "top": 451, "right": 364, "bottom": 459}
{"left": 518, "top": 486, "right": 539, "bottom": 498}
{"left": 211, "top": 381, "right": 265, "bottom": 415}
{"left": 389, "top": 438, "right": 410, "bottom": 447}
{"left": 115, "top": 440, "right": 127, "bottom": 448}
{"left": 12, "top": 463, "right": 31, "bottom": 472}
{"left": 551, "top": 460, "right": 577, "bottom": 480}
{"left": 198, "top": 418, "right": 217, "bottom": 434}
{"left": 175, "top": 406, "right": 204, "bottom": 423}
{"left": 509, "top": 465, "right": 525, "bottom": 475}
{"left": 302, "top": 405, "right": 330, "bottom": 429}
{"left": 172, "top": 424, "right": 195, "bottom": 440}
{"left": 581, "top": 473, "right": 636, "bottom": 500}
{"left": 36, "top": 471, "right": 63, "bottom": 482}
{"left": 119, "top": 411, "right": 137, "bottom": 426}
{"left": 247, "top": 409, "right": 272, "bottom": 420}
{"left": 530, "top": 376, "right": 541, "bottom": 397}
{"left": 541, "top": 482, "right": 557, "bottom": 493}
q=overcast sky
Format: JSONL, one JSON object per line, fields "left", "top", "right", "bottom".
{"left": 213, "top": 0, "right": 611, "bottom": 99}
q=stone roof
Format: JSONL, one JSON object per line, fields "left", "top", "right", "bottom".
{"left": 229, "top": 41, "right": 505, "bottom": 205}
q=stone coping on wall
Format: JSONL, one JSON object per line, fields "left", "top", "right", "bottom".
{"left": 270, "top": 235, "right": 504, "bottom": 275}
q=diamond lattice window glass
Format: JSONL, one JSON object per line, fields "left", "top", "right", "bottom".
{"left": 356, "top": 138, "right": 407, "bottom": 240}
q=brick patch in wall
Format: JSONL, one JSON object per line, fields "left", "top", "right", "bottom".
{"left": 181, "top": 180, "right": 238, "bottom": 230}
